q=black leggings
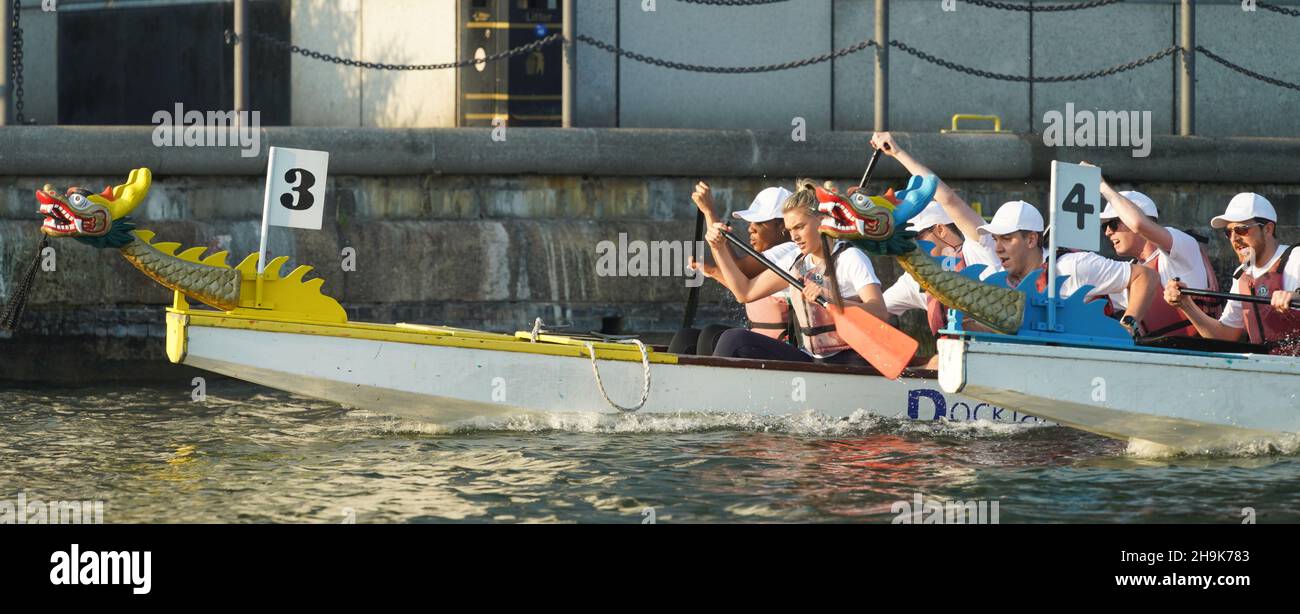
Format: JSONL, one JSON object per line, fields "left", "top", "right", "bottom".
{"left": 711, "top": 328, "right": 868, "bottom": 365}
{"left": 668, "top": 324, "right": 732, "bottom": 355}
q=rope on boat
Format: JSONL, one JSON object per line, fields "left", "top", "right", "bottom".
{"left": 584, "top": 340, "right": 652, "bottom": 413}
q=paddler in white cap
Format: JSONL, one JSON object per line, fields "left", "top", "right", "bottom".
{"left": 671, "top": 182, "right": 799, "bottom": 354}
{"left": 1165, "top": 193, "right": 1300, "bottom": 354}
{"left": 1081, "top": 163, "right": 1220, "bottom": 338}
{"left": 868, "top": 132, "right": 1159, "bottom": 338}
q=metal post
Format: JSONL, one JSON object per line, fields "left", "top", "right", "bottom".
{"left": 1178, "top": 0, "right": 1193, "bottom": 136}
{"left": 873, "top": 0, "right": 887, "bottom": 131}
{"left": 234, "top": 0, "right": 250, "bottom": 122}
{"left": 562, "top": 0, "right": 574, "bottom": 128}
{"left": 1, "top": 0, "right": 11, "bottom": 126}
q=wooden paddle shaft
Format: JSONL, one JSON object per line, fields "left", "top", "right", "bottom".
{"left": 1180, "top": 287, "right": 1300, "bottom": 310}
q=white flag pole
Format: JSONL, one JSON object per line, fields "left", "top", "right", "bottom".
{"left": 256, "top": 147, "right": 280, "bottom": 307}
{"left": 1047, "top": 161, "right": 1059, "bottom": 333}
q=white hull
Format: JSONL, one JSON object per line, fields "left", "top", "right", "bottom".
{"left": 175, "top": 317, "right": 1042, "bottom": 426}
{"left": 939, "top": 337, "right": 1300, "bottom": 451}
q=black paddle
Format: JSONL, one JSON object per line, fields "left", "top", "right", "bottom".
{"left": 1180, "top": 287, "right": 1300, "bottom": 310}
{"left": 681, "top": 208, "right": 706, "bottom": 329}
{"left": 825, "top": 143, "right": 886, "bottom": 309}
{"left": 858, "top": 146, "right": 884, "bottom": 191}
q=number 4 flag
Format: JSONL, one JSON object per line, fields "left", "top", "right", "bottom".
{"left": 1049, "top": 161, "right": 1101, "bottom": 253}
{"left": 257, "top": 147, "right": 329, "bottom": 276}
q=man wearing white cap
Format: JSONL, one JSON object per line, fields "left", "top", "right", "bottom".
{"left": 1085, "top": 165, "right": 1220, "bottom": 337}
{"left": 868, "top": 132, "right": 1155, "bottom": 336}
{"left": 1165, "top": 193, "right": 1300, "bottom": 354}
{"left": 976, "top": 200, "right": 1158, "bottom": 335}
{"left": 674, "top": 182, "right": 799, "bottom": 353}
{"left": 882, "top": 201, "right": 1001, "bottom": 333}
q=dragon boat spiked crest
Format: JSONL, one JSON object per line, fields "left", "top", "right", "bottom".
{"left": 34, "top": 168, "right": 346, "bottom": 323}
{"left": 816, "top": 175, "right": 1027, "bottom": 335}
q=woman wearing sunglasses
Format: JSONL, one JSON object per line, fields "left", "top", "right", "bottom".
{"left": 1165, "top": 193, "right": 1300, "bottom": 355}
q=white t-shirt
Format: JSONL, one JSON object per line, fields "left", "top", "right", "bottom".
{"left": 1109, "top": 227, "right": 1210, "bottom": 310}
{"left": 1219, "top": 245, "right": 1300, "bottom": 329}
{"left": 762, "top": 241, "right": 800, "bottom": 271}
{"left": 884, "top": 236, "right": 1003, "bottom": 315}
{"left": 1050, "top": 250, "right": 1133, "bottom": 301}
{"left": 789, "top": 242, "right": 881, "bottom": 300}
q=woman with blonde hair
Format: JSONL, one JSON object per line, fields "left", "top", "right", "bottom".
{"left": 702, "top": 180, "right": 889, "bottom": 364}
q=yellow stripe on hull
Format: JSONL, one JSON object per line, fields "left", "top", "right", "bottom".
{"left": 168, "top": 308, "right": 678, "bottom": 365}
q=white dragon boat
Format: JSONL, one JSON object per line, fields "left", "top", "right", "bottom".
{"left": 20, "top": 167, "right": 1033, "bottom": 427}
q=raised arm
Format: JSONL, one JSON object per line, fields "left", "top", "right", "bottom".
{"left": 871, "top": 132, "right": 986, "bottom": 241}
{"left": 693, "top": 180, "right": 769, "bottom": 277}
{"left": 1088, "top": 164, "right": 1174, "bottom": 253}
{"left": 704, "top": 222, "right": 788, "bottom": 303}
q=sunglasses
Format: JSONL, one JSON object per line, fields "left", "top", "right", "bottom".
{"left": 1222, "top": 222, "right": 1265, "bottom": 238}
{"left": 1101, "top": 219, "right": 1124, "bottom": 233}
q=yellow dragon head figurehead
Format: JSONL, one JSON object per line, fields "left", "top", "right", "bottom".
{"left": 36, "top": 168, "right": 152, "bottom": 248}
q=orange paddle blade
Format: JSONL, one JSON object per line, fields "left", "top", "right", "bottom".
{"left": 828, "top": 305, "right": 919, "bottom": 380}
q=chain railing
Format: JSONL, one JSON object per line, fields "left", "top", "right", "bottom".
{"left": 1196, "top": 45, "right": 1300, "bottom": 92}
{"left": 1258, "top": 1, "right": 1300, "bottom": 16}
{"left": 960, "top": 0, "right": 1124, "bottom": 12}
{"left": 676, "top": 0, "right": 791, "bottom": 5}
{"left": 229, "top": 29, "right": 564, "bottom": 71}
{"left": 225, "top": 28, "right": 1300, "bottom": 92}
{"left": 9, "top": 0, "right": 26, "bottom": 124}
{"left": 574, "top": 33, "right": 878, "bottom": 74}
{"left": 890, "top": 41, "right": 1180, "bottom": 83}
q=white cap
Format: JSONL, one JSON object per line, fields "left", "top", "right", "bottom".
{"left": 1211, "top": 192, "right": 1277, "bottom": 229}
{"left": 1101, "top": 191, "right": 1159, "bottom": 220}
{"left": 978, "top": 200, "right": 1045, "bottom": 235}
{"left": 732, "top": 187, "right": 793, "bottom": 223}
{"left": 906, "top": 201, "right": 954, "bottom": 232}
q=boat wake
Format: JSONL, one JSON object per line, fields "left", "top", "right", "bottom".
{"left": 360, "top": 408, "right": 1051, "bottom": 439}
{"left": 1125, "top": 433, "right": 1300, "bottom": 460}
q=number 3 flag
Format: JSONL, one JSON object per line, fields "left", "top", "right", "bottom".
{"left": 263, "top": 146, "right": 329, "bottom": 231}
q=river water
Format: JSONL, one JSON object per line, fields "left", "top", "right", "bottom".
{"left": 2, "top": 383, "right": 1298, "bottom": 523}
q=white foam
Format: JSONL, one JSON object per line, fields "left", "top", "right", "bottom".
{"left": 363, "top": 409, "right": 1049, "bottom": 439}
{"left": 1125, "top": 433, "right": 1300, "bottom": 459}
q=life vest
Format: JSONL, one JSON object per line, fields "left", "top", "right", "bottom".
{"left": 788, "top": 242, "right": 862, "bottom": 357}
{"left": 1238, "top": 245, "right": 1300, "bottom": 355}
{"left": 1137, "top": 242, "right": 1222, "bottom": 338}
{"left": 924, "top": 246, "right": 967, "bottom": 335}
{"left": 745, "top": 295, "right": 790, "bottom": 340}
